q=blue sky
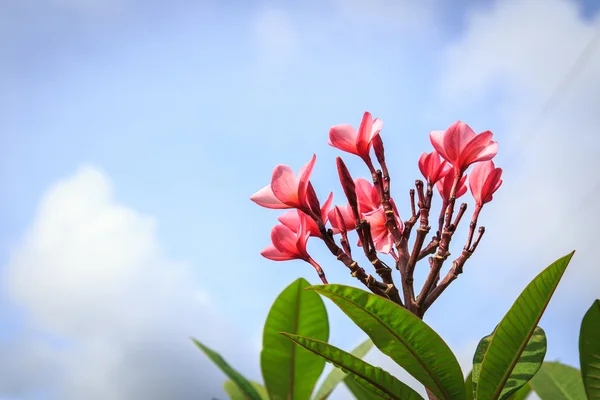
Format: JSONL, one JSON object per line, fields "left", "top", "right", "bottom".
{"left": 1, "top": 0, "right": 599, "bottom": 399}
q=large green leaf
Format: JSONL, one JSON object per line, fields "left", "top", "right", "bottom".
{"left": 473, "top": 326, "right": 546, "bottom": 400}
{"left": 224, "top": 380, "right": 269, "bottom": 400}
{"left": 261, "top": 278, "right": 329, "bottom": 400}
{"left": 465, "top": 372, "right": 473, "bottom": 400}
{"left": 344, "top": 376, "right": 385, "bottom": 400}
{"left": 313, "top": 338, "right": 374, "bottom": 400}
{"left": 281, "top": 333, "right": 424, "bottom": 400}
{"left": 192, "top": 339, "right": 263, "bottom": 400}
{"left": 475, "top": 251, "right": 575, "bottom": 400}
{"left": 507, "top": 384, "right": 531, "bottom": 400}
{"left": 308, "top": 284, "right": 465, "bottom": 400}
{"left": 529, "top": 362, "right": 586, "bottom": 399}
{"left": 580, "top": 299, "right": 600, "bottom": 399}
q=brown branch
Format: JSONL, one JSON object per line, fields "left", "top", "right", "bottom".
{"left": 307, "top": 257, "right": 329, "bottom": 284}
{"left": 422, "top": 226, "right": 485, "bottom": 312}
{"left": 443, "top": 172, "right": 462, "bottom": 231}
{"left": 358, "top": 220, "right": 404, "bottom": 306}
{"left": 370, "top": 169, "right": 404, "bottom": 249}
{"left": 402, "top": 180, "right": 435, "bottom": 313}
{"left": 311, "top": 213, "right": 390, "bottom": 298}
{"left": 334, "top": 228, "right": 352, "bottom": 257}
{"left": 415, "top": 174, "right": 464, "bottom": 312}
{"left": 418, "top": 239, "right": 439, "bottom": 260}
{"left": 436, "top": 202, "right": 447, "bottom": 243}
{"left": 464, "top": 205, "right": 482, "bottom": 250}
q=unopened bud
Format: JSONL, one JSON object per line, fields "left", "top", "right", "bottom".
{"left": 333, "top": 205, "right": 348, "bottom": 236}
{"left": 372, "top": 135, "right": 385, "bottom": 164}
{"left": 336, "top": 157, "right": 358, "bottom": 215}
{"left": 306, "top": 183, "right": 322, "bottom": 217}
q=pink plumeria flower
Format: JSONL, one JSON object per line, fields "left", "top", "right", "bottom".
{"left": 430, "top": 121, "right": 498, "bottom": 173}
{"left": 354, "top": 178, "right": 381, "bottom": 214}
{"left": 418, "top": 150, "right": 452, "bottom": 184}
{"left": 327, "top": 178, "right": 384, "bottom": 235}
{"left": 329, "top": 112, "right": 383, "bottom": 162}
{"left": 261, "top": 218, "right": 311, "bottom": 262}
{"left": 469, "top": 161, "right": 503, "bottom": 206}
{"left": 278, "top": 193, "right": 333, "bottom": 237}
{"left": 328, "top": 203, "right": 356, "bottom": 234}
{"left": 251, "top": 155, "right": 317, "bottom": 212}
{"left": 361, "top": 206, "right": 403, "bottom": 254}
{"left": 436, "top": 169, "right": 468, "bottom": 203}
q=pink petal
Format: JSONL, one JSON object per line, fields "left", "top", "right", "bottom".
{"left": 468, "top": 161, "right": 493, "bottom": 204}
{"left": 469, "top": 141, "right": 498, "bottom": 165}
{"left": 280, "top": 209, "right": 321, "bottom": 237}
{"left": 271, "top": 224, "right": 303, "bottom": 258}
{"left": 364, "top": 208, "right": 393, "bottom": 254}
{"left": 418, "top": 152, "right": 429, "bottom": 179}
{"left": 328, "top": 203, "right": 355, "bottom": 233}
{"left": 481, "top": 167, "right": 503, "bottom": 204}
{"left": 330, "top": 206, "right": 346, "bottom": 235}
{"left": 430, "top": 130, "right": 450, "bottom": 162}
{"left": 459, "top": 131, "right": 496, "bottom": 168}
{"left": 374, "top": 233, "right": 393, "bottom": 254}
{"left": 371, "top": 118, "right": 383, "bottom": 140}
{"left": 298, "top": 154, "right": 317, "bottom": 207}
{"left": 435, "top": 160, "right": 452, "bottom": 183}
{"left": 278, "top": 210, "right": 301, "bottom": 233}
{"left": 354, "top": 178, "right": 376, "bottom": 213}
{"left": 443, "top": 121, "right": 476, "bottom": 165}
{"left": 419, "top": 151, "right": 449, "bottom": 184}
{"left": 295, "top": 216, "right": 311, "bottom": 257}
{"left": 437, "top": 171, "right": 467, "bottom": 201}
{"left": 356, "top": 112, "right": 374, "bottom": 157}
{"left": 321, "top": 192, "right": 334, "bottom": 221}
{"left": 261, "top": 245, "right": 293, "bottom": 261}
{"left": 492, "top": 175, "right": 503, "bottom": 193}
{"left": 271, "top": 165, "right": 300, "bottom": 207}
{"left": 370, "top": 183, "right": 381, "bottom": 206}
{"left": 250, "top": 185, "right": 289, "bottom": 209}
{"left": 329, "top": 124, "right": 359, "bottom": 155}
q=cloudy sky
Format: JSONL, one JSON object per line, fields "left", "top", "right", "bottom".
{"left": 1, "top": 0, "right": 599, "bottom": 399}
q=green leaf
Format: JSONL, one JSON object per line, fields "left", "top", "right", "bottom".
{"left": 473, "top": 326, "right": 547, "bottom": 400}
{"left": 281, "top": 333, "right": 423, "bottom": 400}
{"left": 308, "top": 284, "right": 465, "bottom": 400}
{"left": 261, "top": 278, "right": 329, "bottom": 400}
{"left": 344, "top": 376, "right": 385, "bottom": 400}
{"left": 529, "top": 361, "right": 586, "bottom": 400}
{"left": 465, "top": 371, "right": 473, "bottom": 400}
{"left": 580, "top": 299, "right": 600, "bottom": 399}
{"left": 313, "top": 338, "right": 374, "bottom": 400}
{"left": 192, "top": 339, "right": 263, "bottom": 400}
{"left": 224, "top": 380, "right": 269, "bottom": 400}
{"left": 475, "top": 251, "right": 575, "bottom": 400}
{"left": 506, "top": 384, "right": 531, "bottom": 400}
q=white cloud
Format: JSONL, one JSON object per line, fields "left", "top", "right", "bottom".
{"left": 437, "top": 0, "right": 600, "bottom": 311}
{"left": 1, "top": 166, "right": 257, "bottom": 399}
{"left": 349, "top": 1, "right": 599, "bottom": 396}
{"left": 441, "top": 0, "right": 598, "bottom": 104}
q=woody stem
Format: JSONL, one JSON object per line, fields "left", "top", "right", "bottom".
{"left": 307, "top": 257, "right": 328, "bottom": 284}
{"left": 309, "top": 211, "right": 391, "bottom": 299}
{"left": 415, "top": 173, "right": 463, "bottom": 314}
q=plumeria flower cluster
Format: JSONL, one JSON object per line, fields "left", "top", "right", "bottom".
{"left": 251, "top": 112, "right": 502, "bottom": 318}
